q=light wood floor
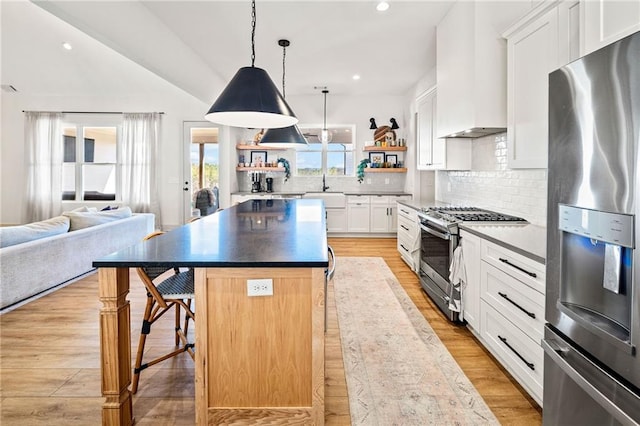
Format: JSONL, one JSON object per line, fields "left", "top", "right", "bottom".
{"left": 0, "top": 237, "right": 541, "bottom": 425}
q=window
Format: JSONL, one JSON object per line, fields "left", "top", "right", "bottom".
{"left": 295, "top": 125, "right": 355, "bottom": 176}
{"left": 190, "top": 127, "right": 219, "bottom": 192}
{"left": 62, "top": 117, "right": 120, "bottom": 201}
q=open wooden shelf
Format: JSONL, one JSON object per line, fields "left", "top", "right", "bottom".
{"left": 363, "top": 146, "right": 407, "bottom": 152}
{"left": 364, "top": 167, "right": 407, "bottom": 173}
{"left": 236, "top": 167, "right": 285, "bottom": 172}
{"left": 236, "top": 144, "right": 285, "bottom": 151}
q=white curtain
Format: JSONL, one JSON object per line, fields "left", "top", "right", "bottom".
{"left": 121, "top": 113, "right": 162, "bottom": 224}
{"left": 25, "top": 112, "right": 63, "bottom": 222}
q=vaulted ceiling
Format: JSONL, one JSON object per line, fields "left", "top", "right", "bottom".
{"left": 2, "top": 1, "right": 454, "bottom": 103}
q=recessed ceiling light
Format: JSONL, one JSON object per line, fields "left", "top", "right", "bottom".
{"left": 62, "top": 42, "right": 73, "bottom": 50}
{"left": 376, "top": 2, "right": 390, "bottom": 12}
{"left": 352, "top": 74, "right": 361, "bottom": 80}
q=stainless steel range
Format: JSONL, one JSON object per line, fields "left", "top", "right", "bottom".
{"left": 417, "top": 207, "right": 527, "bottom": 322}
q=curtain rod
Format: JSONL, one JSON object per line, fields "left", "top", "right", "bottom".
{"left": 22, "top": 110, "right": 165, "bottom": 114}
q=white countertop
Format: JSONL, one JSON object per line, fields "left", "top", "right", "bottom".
{"left": 460, "top": 223, "right": 547, "bottom": 264}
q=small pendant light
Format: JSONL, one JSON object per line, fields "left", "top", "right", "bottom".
{"left": 319, "top": 89, "right": 332, "bottom": 143}
{"left": 205, "top": 0, "right": 298, "bottom": 129}
{"left": 261, "top": 39, "right": 308, "bottom": 146}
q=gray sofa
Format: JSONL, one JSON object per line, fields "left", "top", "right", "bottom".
{"left": 0, "top": 210, "right": 154, "bottom": 310}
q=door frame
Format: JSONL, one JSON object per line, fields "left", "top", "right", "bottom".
{"left": 182, "top": 121, "right": 223, "bottom": 222}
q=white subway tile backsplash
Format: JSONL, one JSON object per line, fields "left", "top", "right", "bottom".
{"left": 436, "top": 133, "right": 548, "bottom": 226}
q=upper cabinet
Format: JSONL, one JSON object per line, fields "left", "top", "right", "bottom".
{"left": 416, "top": 88, "right": 471, "bottom": 171}
{"left": 581, "top": 0, "right": 640, "bottom": 56}
{"left": 416, "top": 88, "right": 438, "bottom": 169}
{"left": 436, "top": 1, "right": 530, "bottom": 139}
{"left": 503, "top": 0, "right": 580, "bottom": 169}
{"left": 504, "top": 4, "right": 559, "bottom": 169}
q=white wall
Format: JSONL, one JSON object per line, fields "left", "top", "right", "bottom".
{"left": 1, "top": 90, "right": 207, "bottom": 228}
{"left": 231, "top": 94, "right": 411, "bottom": 195}
{"left": 1, "top": 90, "right": 411, "bottom": 228}
{"left": 435, "top": 132, "right": 547, "bottom": 226}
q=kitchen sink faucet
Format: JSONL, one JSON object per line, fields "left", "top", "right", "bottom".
{"left": 322, "top": 174, "right": 330, "bottom": 192}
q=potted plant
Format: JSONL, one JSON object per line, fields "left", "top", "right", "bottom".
{"left": 356, "top": 158, "right": 370, "bottom": 183}
{"left": 277, "top": 157, "right": 291, "bottom": 182}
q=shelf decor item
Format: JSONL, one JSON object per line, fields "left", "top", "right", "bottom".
{"left": 357, "top": 158, "right": 370, "bottom": 183}
{"left": 277, "top": 157, "right": 291, "bottom": 181}
{"left": 368, "top": 151, "right": 385, "bottom": 166}
{"left": 250, "top": 150, "right": 267, "bottom": 166}
{"left": 385, "top": 154, "right": 398, "bottom": 166}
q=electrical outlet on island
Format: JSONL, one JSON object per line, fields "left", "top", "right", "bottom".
{"left": 247, "top": 278, "right": 273, "bottom": 296}
{"left": 385, "top": 178, "right": 390, "bottom": 185}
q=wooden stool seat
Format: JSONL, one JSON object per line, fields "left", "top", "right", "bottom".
{"left": 132, "top": 232, "right": 196, "bottom": 395}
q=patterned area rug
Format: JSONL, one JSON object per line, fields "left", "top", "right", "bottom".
{"left": 333, "top": 257, "right": 499, "bottom": 425}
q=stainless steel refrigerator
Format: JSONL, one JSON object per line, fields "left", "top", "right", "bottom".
{"left": 544, "top": 31, "right": 640, "bottom": 425}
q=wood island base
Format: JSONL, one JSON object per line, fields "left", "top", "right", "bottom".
{"left": 194, "top": 267, "right": 325, "bottom": 425}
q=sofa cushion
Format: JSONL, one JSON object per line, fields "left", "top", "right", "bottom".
{"left": 64, "top": 206, "right": 133, "bottom": 231}
{"left": 0, "top": 216, "right": 71, "bottom": 248}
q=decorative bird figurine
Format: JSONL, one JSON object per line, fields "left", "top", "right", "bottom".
{"left": 390, "top": 118, "right": 399, "bottom": 130}
{"left": 369, "top": 118, "right": 377, "bottom": 129}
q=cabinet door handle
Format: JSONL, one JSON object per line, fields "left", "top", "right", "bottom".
{"left": 498, "top": 292, "right": 536, "bottom": 319}
{"left": 499, "top": 258, "right": 537, "bottom": 278}
{"left": 400, "top": 224, "right": 409, "bottom": 231}
{"left": 498, "top": 335, "right": 535, "bottom": 371}
{"left": 400, "top": 244, "right": 409, "bottom": 252}
{"left": 401, "top": 209, "right": 409, "bottom": 215}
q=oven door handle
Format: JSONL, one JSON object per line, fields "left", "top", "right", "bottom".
{"left": 420, "top": 224, "right": 451, "bottom": 240}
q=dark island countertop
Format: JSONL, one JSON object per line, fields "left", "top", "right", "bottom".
{"left": 93, "top": 199, "right": 329, "bottom": 268}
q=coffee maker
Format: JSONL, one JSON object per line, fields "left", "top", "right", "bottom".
{"left": 265, "top": 177, "right": 274, "bottom": 193}
{"left": 251, "top": 173, "right": 262, "bottom": 193}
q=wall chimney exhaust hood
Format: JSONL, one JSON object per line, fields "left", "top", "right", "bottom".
{"left": 436, "top": 1, "right": 528, "bottom": 139}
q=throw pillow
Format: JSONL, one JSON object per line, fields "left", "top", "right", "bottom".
{"left": 0, "top": 216, "right": 71, "bottom": 248}
{"left": 63, "top": 206, "right": 133, "bottom": 231}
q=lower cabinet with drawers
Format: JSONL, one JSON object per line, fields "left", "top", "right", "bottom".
{"left": 396, "top": 203, "right": 420, "bottom": 272}
{"left": 462, "top": 231, "right": 546, "bottom": 406}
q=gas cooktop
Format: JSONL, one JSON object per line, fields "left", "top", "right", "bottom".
{"left": 419, "top": 206, "right": 527, "bottom": 230}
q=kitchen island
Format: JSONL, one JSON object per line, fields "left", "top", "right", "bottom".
{"left": 94, "top": 199, "right": 328, "bottom": 425}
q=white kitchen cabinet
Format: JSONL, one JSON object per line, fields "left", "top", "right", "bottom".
{"left": 416, "top": 88, "right": 471, "bottom": 171}
{"left": 326, "top": 208, "right": 347, "bottom": 233}
{"left": 479, "top": 238, "right": 545, "bottom": 406}
{"left": 480, "top": 300, "right": 544, "bottom": 406}
{"left": 581, "top": 0, "right": 640, "bottom": 56}
{"left": 397, "top": 203, "right": 420, "bottom": 272}
{"left": 460, "top": 230, "right": 481, "bottom": 333}
{"left": 558, "top": 0, "right": 581, "bottom": 65}
{"left": 504, "top": 4, "right": 559, "bottom": 169}
{"left": 416, "top": 88, "right": 439, "bottom": 170}
{"left": 369, "top": 195, "right": 411, "bottom": 233}
{"left": 346, "top": 195, "right": 370, "bottom": 233}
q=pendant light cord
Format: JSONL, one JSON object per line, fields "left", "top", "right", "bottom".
{"left": 250, "top": 0, "right": 256, "bottom": 67}
{"left": 282, "top": 44, "right": 286, "bottom": 98}
{"left": 323, "top": 90, "right": 328, "bottom": 130}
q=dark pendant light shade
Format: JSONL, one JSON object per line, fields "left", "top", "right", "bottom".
{"left": 260, "top": 124, "right": 308, "bottom": 146}
{"left": 205, "top": 66, "right": 298, "bottom": 129}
